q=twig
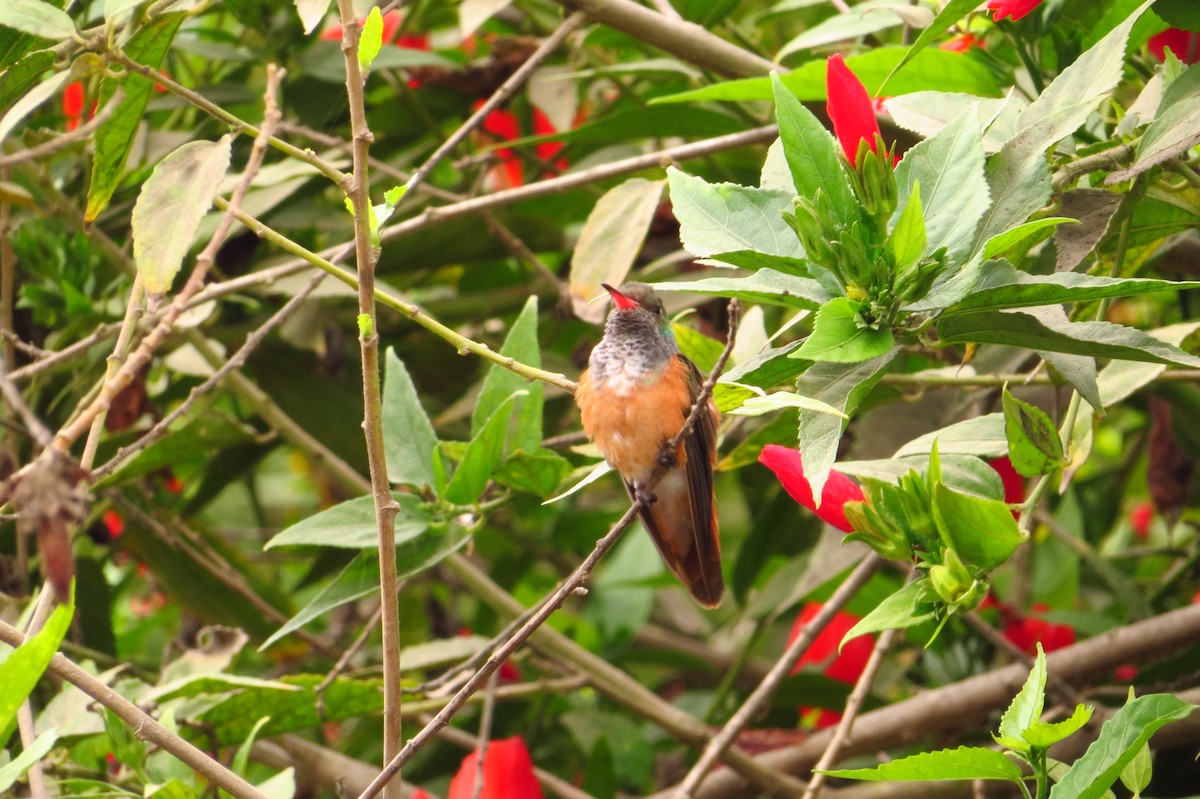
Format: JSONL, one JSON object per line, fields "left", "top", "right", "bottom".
{"left": 673, "top": 554, "right": 884, "bottom": 799}
{"left": 470, "top": 672, "right": 500, "bottom": 799}
{"left": 549, "top": 0, "right": 776, "bottom": 78}
{"left": 333, "top": 3, "right": 403, "bottom": 793}
{"left": 801, "top": 626, "right": 899, "bottom": 799}
{"left": 317, "top": 601, "right": 384, "bottom": 719}
{"left": 650, "top": 0, "right": 683, "bottom": 21}
{"left": 352, "top": 300, "right": 794, "bottom": 799}
{"left": 0, "top": 356, "right": 53, "bottom": 448}
{"left": 91, "top": 272, "right": 326, "bottom": 481}
{"left": 80, "top": 278, "right": 144, "bottom": 471}
{"left": 0, "top": 617, "right": 271, "bottom": 799}
{"left": 1, "top": 164, "right": 13, "bottom": 371}
{"left": 0, "top": 90, "right": 124, "bottom": 168}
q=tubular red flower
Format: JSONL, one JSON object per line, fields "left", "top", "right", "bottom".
{"left": 825, "top": 54, "right": 882, "bottom": 165}
{"left": 759, "top": 445, "right": 864, "bottom": 533}
{"left": 1149, "top": 29, "right": 1200, "bottom": 65}
{"left": 941, "top": 33, "right": 983, "bottom": 53}
{"left": 62, "top": 81, "right": 84, "bottom": 132}
{"left": 447, "top": 737, "right": 544, "bottom": 799}
{"left": 1001, "top": 603, "right": 1075, "bottom": 656}
{"left": 986, "top": 0, "right": 1044, "bottom": 22}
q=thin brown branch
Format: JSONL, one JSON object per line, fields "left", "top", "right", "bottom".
{"left": 469, "top": 672, "right": 500, "bottom": 799}
{"left": 673, "top": 554, "right": 884, "bottom": 799}
{"left": 801, "top": 626, "right": 899, "bottom": 799}
{"left": 0, "top": 618, "right": 271, "bottom": 799}
{"left": 549, "top": 0, "right": 775, "bottom": 78}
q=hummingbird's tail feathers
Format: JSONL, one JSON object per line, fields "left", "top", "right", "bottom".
{"left": 630, "top": 473, "right": 724, "bottom": 607}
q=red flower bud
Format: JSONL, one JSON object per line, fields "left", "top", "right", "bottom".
{"left": 759, "top": 445, "right": 864, "bottom": 533}
{"left": 825, "top": 54, "right": 883, "bottom": 166}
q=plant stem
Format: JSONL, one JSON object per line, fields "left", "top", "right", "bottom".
{"left": 333, "top": 4, "right": 402, "bottom": 795}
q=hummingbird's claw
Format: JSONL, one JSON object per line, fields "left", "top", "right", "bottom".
{"left": 657, "top": 445, "right": 677, "bottom": 470}
{"left": 634, "top": 487, "right": 658, "bottom": 506}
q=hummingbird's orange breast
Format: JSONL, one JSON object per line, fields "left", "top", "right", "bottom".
{"left": 576, "top": 356, "right": 695, "bottom": 486}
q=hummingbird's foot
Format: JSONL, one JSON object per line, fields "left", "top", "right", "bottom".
{"left": 657, "top": 444, "right": 678, "bottom": 470}
{"left": 634, "top": 486, "right": 657, "bottom": 507}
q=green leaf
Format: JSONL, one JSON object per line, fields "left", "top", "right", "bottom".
{"left": 895, "top": 413, "right": 1007, "bottom": 459}
{"left": 0, "top": 0, "right": 75, "bottom": 40}
{"left": 890, "top": 179, "right": 926, "bottom": 268}
{"left": 842, "top": 579, "right": 936, "bottom": 642}
{"left": 771, "top": 72, "right": 859, "bottom": 229}
{"left": 1114, "top": 61, "right": 1200, "bottom": 181}
{"left": 0, "top": 49, "right": 55, "bottom": 111}
{"left": 569, "top": 178, "right": 664, "bottom": 323}
{"left": 0, "top": 729, "right": 58, "bottom": 794}
{"left": 264, "top": 494, "right": 430, "bottom": 549}
{"left": 1003, "top": 387, "right": 1065, "bottom": 477}
{"left": 0, "top": 68, "right": 70, "bottom": 146}
{"left": 667, "top": 169, "right": 805, "bottom": 260}
{"left": 821, "top": 746, "right": 1024, "bottom": 783}
{"left": 777, "top": 0, "right": 910, "bottom": 60}
{"left": 672, "top": 323, "right": 724, "bottom": 374}
{"left": 357, "top": 6, "right": 383, "bottom": 69}
{"left": 0, "top": 598, "right": 73, "bottom": 739}
{"left": 261, "top": 519, "right": 471, "bottom": 650}
{"left": 794, "top": 353, "right": 895, "bottom": 505}
{"left": 87, "top": 13, "right": 185, "bottom": 222}
{"left": 446, "top": 392, "right": 524, "bottom": 504}
{"left": 714, "top": 341, "right": 806, "bottom": 412}
{"left": 795, "top": 298, "right": 895, "bottom": 363}
{"left": 1049, "top": 694, "right": 1195, "bottom": 799}
{"left": 942, "top": 260, "right": 1200, "bottom": 316}
{"left": 971, "top": 128, "right": 1053, "bottom": 255}
{"left": 654, "top": 47, "right": 1002, "bottom": 104}
{"left": 878, "top": 0, "right": 981, "bottom": 94}
{"left": 1118, "top": 741, "right": 1151, "bottom": 798}
{"left": 131, "top": 136, "right": 234, "bottom": 295}
{"left": 932, "top": 482, "right": 1024, "bottom": 570}
{"left": 998, "top": 644, "right": 1047, "bottom": 742}
{"left": 495, "top": 449, "right": 572, "bottom": 496}
{"left": 724, "top": 390, "right": 848, "bottom": 419}
{"left": 893, "top": 110, "right": 990, "bottom": 266}
{"left": 653, "top": 269, "right": 832, "bottom": 310}
{"left": 1024, "top": 704, "right": 1094, "bottom": 749}
{"left": 471, "top": 297, "right": 543, "bottom": 458}
{"left": 938, "top": 308, "right": 1200, "bottom": 368}
{"left": 104, "top": 0, "right": 150, "bottom": 23}
{"left": 983, "top": 218, "right": 1077, "bottom": 261}
{"left": 382, "top": 348, "right": 439, "bottom": 490}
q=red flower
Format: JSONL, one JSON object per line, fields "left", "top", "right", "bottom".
{"left": 790, "top": 602, "right": 873, "bottom": 728}
{"left": 1113, "top": 664, "right": 1138, "bottom": 682}
{"left": 102, "top": 509, "right": 124, "bottom": 539}
{"left": 941, "top": 33, "right": 983, "bottom": 53}
{"left": 63, "top": 81, "right": 84, "bottom": 132}
{"left": 989, "top": 456, "right": 1024, "bottom": 518}
{"left": 411, "top": 792, "right": 432, "bottom": 799}
{"left": 447, "top": 737, "right": 544, "bottom": 799}
{"left": 477, "top": 105, "right": 570, "bottom": 190}
{"left": 986, "top": 0, "right": 1043, "bottom": 22}
{"left": 1148, "top": 29, "right": 1200, "bottom": 64}
{"left": 825, "top": 54, "right": 884, "bottom": 165}
{"left": 759, "top": 445, "right": 864, "bottom": 533}
{"left": 1001, "top": 603, "right": 1075, "bottom": 656}
{"left": 1129, "top": 501, "right": 1154, "bottom": 541}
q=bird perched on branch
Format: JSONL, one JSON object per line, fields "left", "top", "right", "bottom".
{"left": 575, "top": 283, "right": 722, "bottom": 607}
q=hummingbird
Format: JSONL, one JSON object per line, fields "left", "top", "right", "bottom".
{"left": 575, "top": 283, "right": 723, "bottom": 607}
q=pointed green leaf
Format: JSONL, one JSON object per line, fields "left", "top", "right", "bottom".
{"left": 0, "top": 598, "right": 73, "bottom": 739}
{"left": 382, "top": 348, "right": 439, "bottom": 490}
{"left": 842, "top": 579, "right": 936, "bottom": 642}
{"left": 1049, "top": 694, "right": 1195, "bottom": 799}
{"left": 0, "top": 49, "right": 55, "bottom": 111}
{"left": 890, "top": 179, "right": 926, "bottom": 268}
{"left": 938, "top": 308, "right": 1200, "bottom": 368}
{"left": 357, "top": 6, "right": 383, "bottom": 69}
{"left": 794, "top": 353, "right": 895, "bottom": 506}
{"left": 795, "top": 298, "right": 895, "bottom": 363}
{"left": 895, "top": 413, "right": 1008, "bottom": 459}
{"left": 771, "top": 72, "right": 859, "bottom": 229}
{"left": 86, "top": 12, "right": 184, "bottom": 222}
{"left": 448, "top": 392, "right": 525, "bottom": 504}
{"left": 264, "top": 494, "right": 430, "bottom": 549}
{"left": 0, "top": 68, "right": 70, "bottom": 146}
{"left": 982, "top": 218, "right": 1077, "bottom": 261}
{"left": 471, "top": 296, "right": 543, "bottom": 457}
{"left": 654, "top": 269, "right": 831, "bottom": 310}
{"left": 0, "top": 0, "right": 74, "bottom": 40}
{"left": 667, "top": 168, "right": 805, "bottom": 260}
{"left": 132, "top": 136, "right": 233, "bottom": 295}
{"left": 821, "top": 746, "right": 1024, "bottom": 783}
{"left": 1023, "top": 704, "right": 1094, "bottom": 749}
{"left": 714, "top": 341, "right": 806, "bottom": 413}
{"left": 0, "top": 729, "right": 59, "bottom": 794}
{"left": 877, "top": 0, "right": 982, "bottom": 94}
{"left": 1118, "top": 741, "right": 1151, "bottom": 798}
{"left": 894, "top": 109, "right": 989, "bottom": 265}
{"left": 1002, "top": 387, "right": 1064, "bottom": 477}
{"left": 998, "top": 644, "right": 1047, "bottom": 742}
{"left": 495, "top": 449, "right": 572, "bottom": 496}
{"left": 932, "top": 482, "right": 1024, "bottom": 570}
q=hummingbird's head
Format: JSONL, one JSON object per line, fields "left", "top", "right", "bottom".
{"left": 601, "top": 282, "right": 665, "bottom": 317}
{"left": 599, "top": 283, "right": 675, "bottom": 347}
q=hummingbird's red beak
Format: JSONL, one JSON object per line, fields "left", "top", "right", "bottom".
{"left": 601, "top": 283, "right": 640, "bottom": 311}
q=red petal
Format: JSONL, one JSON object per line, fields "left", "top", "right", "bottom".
{"left": 759, "top": 445, "right": 863, "bottom": 532}
{"left": 448, "top": 737, "right": 545, "bottom": 799}
{"left": 986, "top": 0, "right": 1044, "bottom": 22}
{"left": 825, "top": 54, "right": 881, "bottom": 164}
{"left": 1129, "top": 501, "right": 1154, "bottom": 541}
{"left": 790, "top": 602, "right": 873, "bottom": 683}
